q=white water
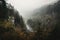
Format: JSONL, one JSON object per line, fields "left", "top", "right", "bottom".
{"left": 26, "top": 24, "right": 34, "bottom": 32}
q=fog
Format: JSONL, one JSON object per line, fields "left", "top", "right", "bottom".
{"left": 7, "top": 0, "right": 58, "bottom": 21}
{"left": 7, "top": 0, "right": 58, "bottom": 32}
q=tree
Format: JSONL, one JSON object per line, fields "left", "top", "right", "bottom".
{"left": 0, "top": 0, "right": 8, "bottom": 20}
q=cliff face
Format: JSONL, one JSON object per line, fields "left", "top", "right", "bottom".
{"left": 0, "top": 0, "right": 26, "bottom": 40}
{"left": 27, "top": 0, "right": 60, "bottom": 40}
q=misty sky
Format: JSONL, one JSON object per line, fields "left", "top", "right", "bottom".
{"left": 7, "top": 0, "right": 58, "bottom": 19}
{"left": 7, "top": 0, "right": 58, "bottom": 31}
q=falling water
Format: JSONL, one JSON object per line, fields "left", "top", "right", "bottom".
{"left": 26, "top": 24, "right": 34, "bottom": 32}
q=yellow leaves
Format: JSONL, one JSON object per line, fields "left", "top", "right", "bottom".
{"left": 1, "top": 19, "right": 15, "bottom": 29}
{"left": 4, "top": 21, "right": 10, "bottom": 27}
{"left": 4, "top": 21, "right": 12, "bottom": 27}
{"left": 20, "top": 32, "right": 24, "bottom": 35}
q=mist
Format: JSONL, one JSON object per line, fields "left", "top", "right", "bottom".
{"left": 7, "top": 0, "right": 58, "bottom": 21}
{"left": 0, "top": 0, "right": 60, "bottom": 40}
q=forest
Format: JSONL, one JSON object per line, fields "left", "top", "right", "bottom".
{"left": 0, "top": 0, "right": 60, "bottom": 40}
